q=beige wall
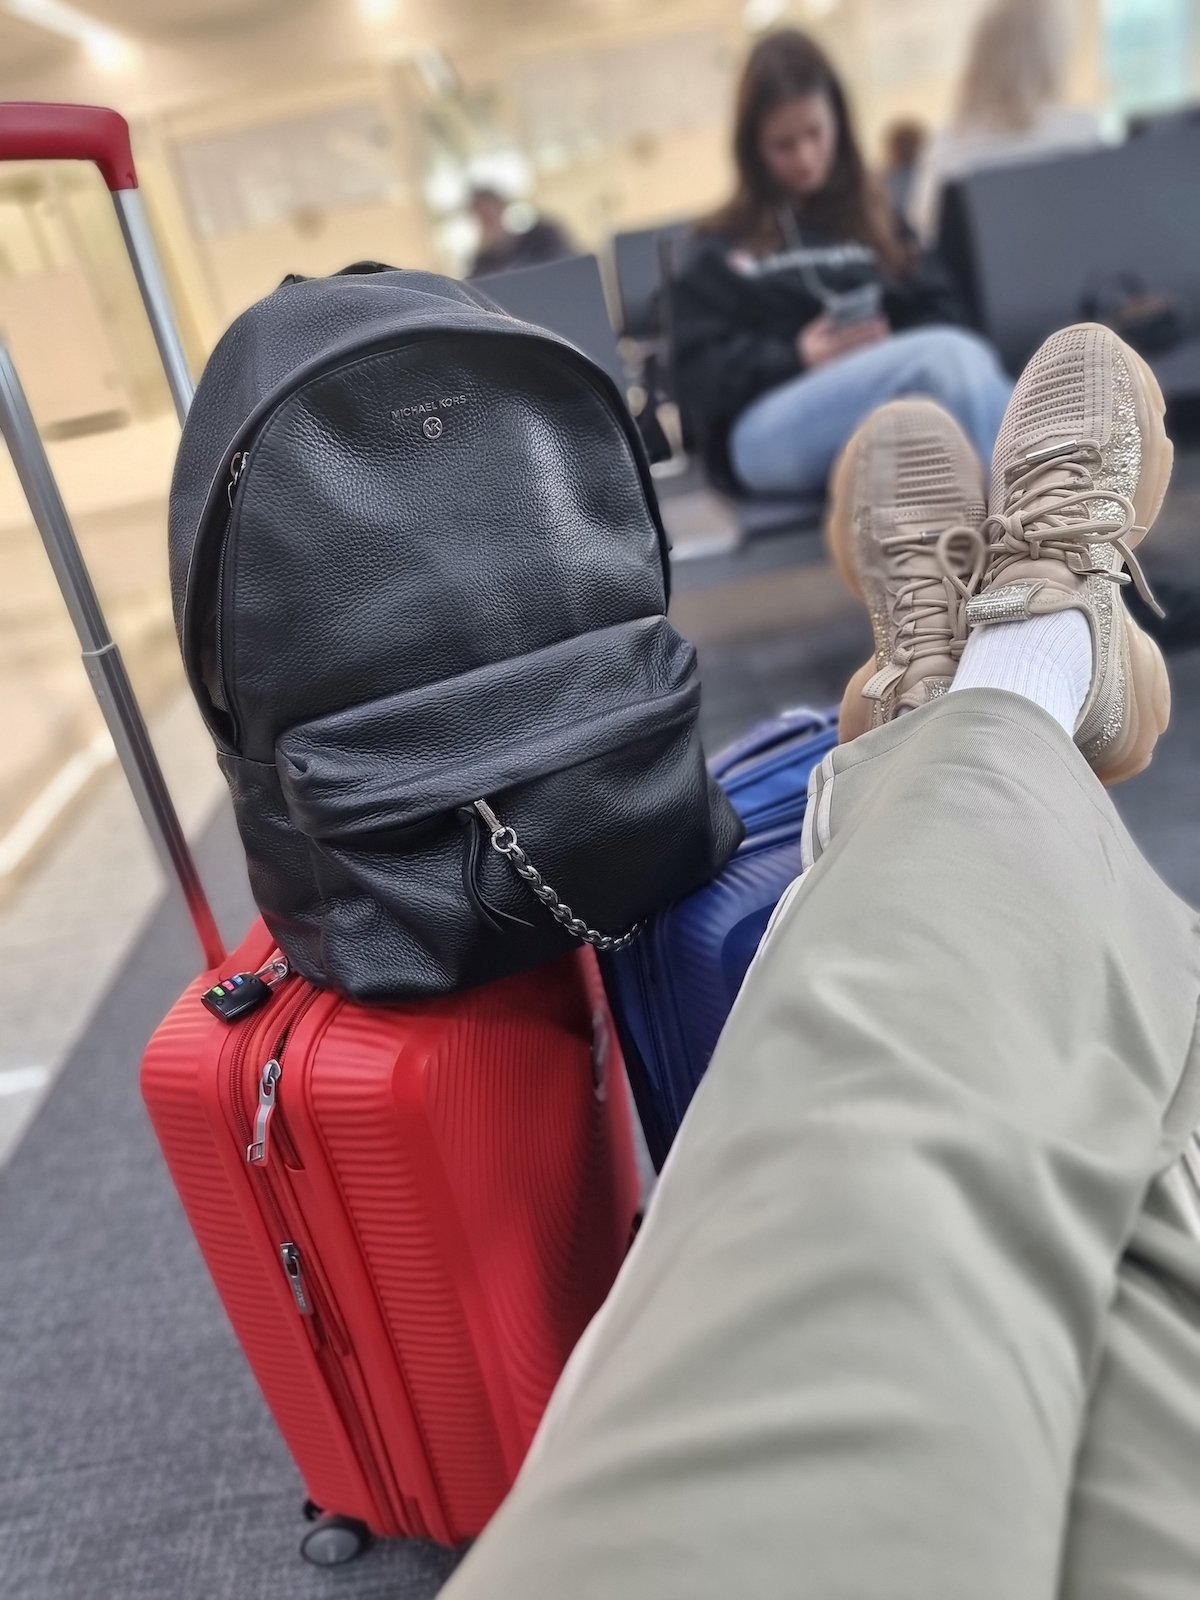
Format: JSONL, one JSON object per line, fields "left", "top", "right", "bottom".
{"left": 0, "top": 0, "right": 1146, "bottom": 408}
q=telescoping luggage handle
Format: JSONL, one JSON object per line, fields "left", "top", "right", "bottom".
{"left": 0, "top": 102, "right": 192, "bottom": 421}
{"left": 0, "top": 102, "right": 224, "bottom": 966}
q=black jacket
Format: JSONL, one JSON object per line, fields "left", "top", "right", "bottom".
{"left": 470, "top": 218, "right": 573, "bottom": 279}
{"left": 671, "top": 222, "right": 963, "bottom": 488}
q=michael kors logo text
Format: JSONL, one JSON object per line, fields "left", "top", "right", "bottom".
{"left": 391, "top": 394, "right": 470, "bottom": 425}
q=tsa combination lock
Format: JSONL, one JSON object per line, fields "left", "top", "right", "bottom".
{"left": 201, "top": 957, "right": 289, "bottom": 1023}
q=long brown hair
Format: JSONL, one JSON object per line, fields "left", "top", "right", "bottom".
{"left": 703, "top": 30, "right": 911, "bottom": 275}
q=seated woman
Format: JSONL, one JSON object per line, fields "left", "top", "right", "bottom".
{"left": 673, "top": 28, "right": 1012, "bottom": 502}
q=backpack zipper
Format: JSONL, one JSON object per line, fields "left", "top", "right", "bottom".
{"left": 227, "top": 450, "right": 249, "bottom": 504}
{"left": 214, "top": 451, "right": 250, "bottom": 747}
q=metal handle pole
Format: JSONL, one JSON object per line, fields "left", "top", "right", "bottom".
{"left": 0, "top": 104, "right": 194, "bottom": 423}
{"left": 0, "top": 342, "right": 223, "bottom": 967}
{"left": 111, "top": 189, "right": 194, "bottom": 423}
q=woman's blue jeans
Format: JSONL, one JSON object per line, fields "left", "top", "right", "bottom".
{"left": 729, "top": 326, "right": 1013, "bottom": 496}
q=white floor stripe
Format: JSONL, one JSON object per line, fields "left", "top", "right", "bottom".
{"left": 0, "top": 1065, "right": 51, "bottom": 1098}
{"left": 0, "top": 730, "right": 116, "bottom": 883}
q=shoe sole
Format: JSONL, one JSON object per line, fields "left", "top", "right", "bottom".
{"left": 1086, "top": 329, "right": 1173, "bottom": 785}
{"left": 828, "top": 423, "right": 871, "bottom": 741}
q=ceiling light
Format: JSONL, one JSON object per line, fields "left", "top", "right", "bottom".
{"left": 357, "top": 0, "right": 402, "bottom": 20}
{"left": 5, "top": 0, "right": 139, "bottom": 70}
{"left": 743, "top": 0, "right": 789, "bottom": 29}
{"left": 83, "top": 26, "right": 138, "bottom": 69}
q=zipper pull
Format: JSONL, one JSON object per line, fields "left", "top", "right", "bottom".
{"left": 280, "top": 1242, "right": 313, "bottom": 1316}
{"left": 456, "top": 807, "right": 535, "bottom": 934}
{"left": 246, "top": 1058, "right": 281, "bottom": 1164}
{"left": 226, "top": 449, "right": 249, "bottom": 506}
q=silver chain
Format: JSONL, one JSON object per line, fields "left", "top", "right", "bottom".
{"left": 472, "top": 799, "right": 642, "bottom": 954}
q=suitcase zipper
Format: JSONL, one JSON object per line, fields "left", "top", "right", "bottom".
{"left": 277, "top": 1238, "right": 396, "bottom": 1518}
{"left": 226, "top": 974, "right": 300, "bottom": 1159}
{"left": 278, "top": 1242, "right": 352, "bottom": 1351}
{"left": 247, "top": 1058, "right": 282, "bottom": 1165}
{"left": 230, "top": 981, "right": 315, "bottom": 1164}
{"left": 280, "top": 1241, "right": 313, "bottom": 1314}
{"left": 227, "top": 997, "right": 404, "bottom": 1528}
{"left": 287, "top": 1241, "right": 399, "bottom": 1523}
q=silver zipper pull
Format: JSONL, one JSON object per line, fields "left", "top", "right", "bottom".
{"left": 280, "top": 1242, "right": 313, "bottom": 1316}
{"left": 246, "top": 1058, "right": 281, "bottom": 1164}
{"left": 227, "top": 450, "right": 249, "bottom": 506}
{"left": 257, "top": 956, "right": 288, "bottom": 986}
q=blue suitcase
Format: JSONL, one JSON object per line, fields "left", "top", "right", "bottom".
{"left": 604, "top": 707, "right": 839, "bottom": 1167}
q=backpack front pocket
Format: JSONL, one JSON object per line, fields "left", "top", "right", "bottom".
{"left": 275, "top": 616, "right": 741, "bottom": 995}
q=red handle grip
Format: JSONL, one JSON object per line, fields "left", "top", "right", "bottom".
{"left": 0, "top": 102, "right": 136, "bottom": 190}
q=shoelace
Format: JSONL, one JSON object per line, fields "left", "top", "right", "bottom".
{"left": 882, "top": 522, "right": 987, "bottom": 664}
{"left": 864, "top": 523, "right": 986, "bottom": 703}
{"left": 983, "top": 441, "right": 1164, "bottom": 618}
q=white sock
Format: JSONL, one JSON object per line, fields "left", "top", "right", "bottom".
{"left": 948, "top": 611, "right": 1094, "bottom": 734}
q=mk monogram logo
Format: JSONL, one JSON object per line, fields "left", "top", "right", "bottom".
{"left": 391, "top": 394, "right": 470, "bottom": 440}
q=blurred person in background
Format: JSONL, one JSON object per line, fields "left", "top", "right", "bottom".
{"left": 672, "top": 30, "right": 1011, "bottom": 502}
{"left": 881, "top": 116, "right": 928, "bottom": 219}
{"left": 468, "top": 186, "right": 575, "bottom": 279}
{"left": 909, "top": 0, "right": 1106, "bottom": 242}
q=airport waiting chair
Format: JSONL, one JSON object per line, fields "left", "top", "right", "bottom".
{"left": 607, "top": 222, "right": 696, "bottom": 466}
{"left": 482, "top": 248, "right": 822, "bottom": 556}
{"left": 476, "top": 253, "right": 628, "bottom": 393}
{"left": 611, "top": 221, "right": 693, "bottom": 340}
{"left": 938, "top": 128, "right": 1200, "bottom": 396}
{"left": 479, "top": 251, "right": 683, "bottom": 464}
{"left": 1128, "top": 104, "right": 1200, "bottom": 139}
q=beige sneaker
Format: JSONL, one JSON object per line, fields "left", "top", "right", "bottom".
{"left": 828, "top": 398, "right": 987, "bottom": 741}
{"left": 966, "top": 323, "right": 1172, "bottom": 784}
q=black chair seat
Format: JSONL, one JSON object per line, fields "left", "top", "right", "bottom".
{"left": 939, "top": 129, "right": 1200, "bottom": 396}
{"left": 728, "top": 492, "right": 824, "bottom": 543}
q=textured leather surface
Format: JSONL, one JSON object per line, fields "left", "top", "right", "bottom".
{"left": 142, "top": 922, "right": 640, "bottom": 1541}
{"left": 169, "top": 268, "right": 668, "bottom": 653}
{"left": 171, "top": 266, "right": 742, "bottom": 997}
{"left": 276, "top": 618, "right": 698, "bottom": 831}
{"left": 603, "top": 709, "right": 838, "bottom": 1167}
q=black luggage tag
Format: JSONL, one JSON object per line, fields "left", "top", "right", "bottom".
{"left": 202, "top": 958, "right": 289, "bottom": 1023}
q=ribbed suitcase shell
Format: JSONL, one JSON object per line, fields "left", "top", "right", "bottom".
{"left": 603, "top": 709, "right": 838, "bottom": 1167}
{"left": 142, "top": 919, "right": 639, "bottom": 1543}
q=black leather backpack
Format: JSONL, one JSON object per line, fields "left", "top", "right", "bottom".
{"left": 169, "top": 264, "right": 743, "bottom": 999}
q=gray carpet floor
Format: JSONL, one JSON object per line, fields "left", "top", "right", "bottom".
{"left": 3, "top": 481, "right": 1200, "bottom": 1598}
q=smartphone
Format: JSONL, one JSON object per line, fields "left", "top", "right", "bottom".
{"left": 826, "top": 284, "right": 883, "bottom": 329}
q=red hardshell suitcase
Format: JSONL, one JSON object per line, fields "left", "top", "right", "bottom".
{"left": 142, "top": 925, "right": 639, "bottom": 1551}
{"left": 0, "top": 102, "right": 641, "bottom": 1565}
